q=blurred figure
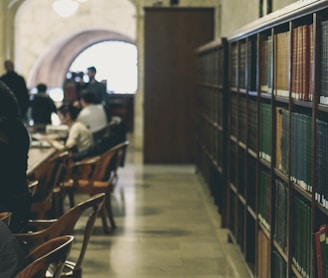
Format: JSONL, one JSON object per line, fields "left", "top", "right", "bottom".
{"left": 0, "top": 80, "right": 31, "bottom": 233}
{"left": 30, "top": 83, "right": 57, "bottom": 125}
{"left": 0, "top": 220, "right": 27, "bottom": 277}
{"left": 57, "top": 102, "right": 93, "bottom": 152}
{"left": 77, "top": 89, "right": 108, "bottom": 140}
{"left": 63, "top": 71, "right": 78, "bottom": 104}
{"left": 86, "top": 66, "right": 107, "bottom": 104}
{"left": 0, "top": 60, "right": 30, "bottom": 120}
{"left": 76, "top": 71, "right": 87, "bottom": 101}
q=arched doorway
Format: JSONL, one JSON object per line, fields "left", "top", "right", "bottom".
{"left": 69, "top": 40, "right": 138, "bottom": 94}
{"left": 28, "top": 30, "right": 135, "bottom": 90}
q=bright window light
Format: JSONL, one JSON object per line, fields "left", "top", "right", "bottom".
{"left": 69, "top": 41, "right": 138, "bottom": 94}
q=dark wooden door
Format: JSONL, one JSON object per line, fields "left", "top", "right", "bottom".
{"left": 144, "top": 7, "right": 214, "bottom": 163}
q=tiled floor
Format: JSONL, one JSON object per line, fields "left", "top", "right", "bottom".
{"left": 68, "top": 135, "right": 252, "bottom": 278}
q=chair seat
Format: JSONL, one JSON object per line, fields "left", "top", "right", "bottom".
{"left": 63, "top": 179, "right": 114, "bottom": 193}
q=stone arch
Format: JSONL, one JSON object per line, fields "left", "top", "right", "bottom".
{"left": 29, "top": 29, "right": 135, "bottom": 88}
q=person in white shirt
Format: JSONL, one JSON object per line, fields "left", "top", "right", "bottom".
{"left": 77, "top": 89, "right": 108, "bottom": 140}
{"left": 57, "top": 103, "right": 93, "bottom": 152}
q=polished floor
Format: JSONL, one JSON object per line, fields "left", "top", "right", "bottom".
{"left": 68, "top": 135, "right": 252, "bottom": 278}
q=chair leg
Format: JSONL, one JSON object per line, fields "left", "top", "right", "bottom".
{"left": 99, "top": 205, "right": 110, "bottom": 234}
{"left": 67, "top": 190, "right": 75, "bottom": 208}
{"left": 104, "top": 194, "right": 116, "bottom": 230}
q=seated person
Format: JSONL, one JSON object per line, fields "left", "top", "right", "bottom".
{"left": 77, "top": 89, "right": 108, "bottom": 140}
{"left": 0, "top": 220, "right": 27, "bottom": 277}
{"left": 30, "top": 83, "right": 57, "bottom": 125}
{"left": 57, "top": 103, "right": 93, "bottom": 152}
{"left": 72, "top": 116, "right": 127, "bottom": 162}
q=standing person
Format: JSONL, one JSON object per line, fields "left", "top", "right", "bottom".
{"left": 57, "top": 102, "right": 93, "bottom": 152}
{"left": 86, "top": 66, "right": 107, "bottom": 105}
{"left": 0, "top": 80, "right": 31, "bottom": 233}
{"left": 0, "top": 60, "right": 30, "bottom": 120}
{"left": 30, "top": 83, "right": 57, "bottom": 125}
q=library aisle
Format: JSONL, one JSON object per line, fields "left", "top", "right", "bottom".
{"left": 68, "top": 135, "right": 252, "bottom": 278}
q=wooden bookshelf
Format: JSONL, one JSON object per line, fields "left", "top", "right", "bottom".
{"left": 195, "top": 38, "right": 228, "bottom": 226}
{"left": 196, "top": 1, "right": 328, "bottom": 277}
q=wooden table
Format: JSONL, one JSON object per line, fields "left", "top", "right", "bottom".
{"left": 27, "top": 146, "right": 57, "bottom": 176}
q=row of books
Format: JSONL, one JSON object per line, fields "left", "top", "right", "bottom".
{"left": 197, "top": 116, "right": 223, "bottom": 167}
{"left": 197, "top": 49, "right": 224, "bottom": 86}
{"left": 293, "top": 195, "right": 311, "bottom": 278}
{"left": 314, "top": 224, "right": 328, "bottom": 278}
{"left": 290, "top": 112, "right": 312, "bottom": 192}
{"left": 198, "top": 88, "right": 224, "bottom": 127}
{"left": 316, "top": 119, "right": 328, "bottom": 208}
{"left": 228, "top": 20, "right": 328, "bottom": 106}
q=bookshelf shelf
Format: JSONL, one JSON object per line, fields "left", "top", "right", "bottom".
{"left": 195, "top": 38, "right": 229, "bottom": 226}
{"left": 195, "top": 1, "right": 328, "bottom": 277}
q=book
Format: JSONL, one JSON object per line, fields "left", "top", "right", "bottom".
{"left": 239, "top": 41, "right": 247, "bottom": 89}
{"left": 320, "top": 20, "right": 328, "bottom": 104}
{"left": 257, "top": 229, "right": 270, "bottom": 277}
{"left": 274, "top": 31, "right": 290, "bottom": 97}
{"left": 316, "top": 120, "right": 328, "bottom": 207}
{"left": 293, "top": 196, "right": 311, "bottom": 277}
{"left": 258, "top": 170, "right": 271, "bottom": 231}
{"left": 272, "top": 249, "right": 287, "bottom": 278}
{"left": 259, "top": 102, "right": 272, "bottom": 162}
{"left": 248, "top": 99, "right": 257, "bottom": 151}
{"left": 273, "top": 179, "right": 288, "bottom": 252}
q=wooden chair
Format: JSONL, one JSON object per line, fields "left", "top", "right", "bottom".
{"left": 16, "top": 235, "right": 74, "bottom": 278}
{"left": 0, "top": 211, "right": 12, "bottom": 226}
{"left": 28, "top": 180, "right": 39, "bottom": 197}
{"left": 15, "top": 193, "right": 105, "bottom": 278}
{"left": 29, "top": 150, "right": 70, "bottom": 219}
{"left": 62, "top": 141, "right": 129, "bottom": 233}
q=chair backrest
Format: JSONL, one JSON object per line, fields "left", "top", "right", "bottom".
{"left": 31, "top": 150, "right": 70, "bottom": 203}
{"left": 0, "top": 211, "right": 12, "bottom": 226}
{"left": 16, "top": 235, "right": 74, "bottom": 278}
{"left": 15, "top": 193, "right": 105, "bottom": 273}
{"left": 92, "top": 140, "right": 129, "bottom": 182}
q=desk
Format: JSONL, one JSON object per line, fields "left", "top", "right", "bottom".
{"left": 27, "top": 147, "right": 57, "bottom": 176}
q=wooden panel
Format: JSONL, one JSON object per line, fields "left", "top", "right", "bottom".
{"left": 144, "top": 7, "right": 214, "bottom": 163}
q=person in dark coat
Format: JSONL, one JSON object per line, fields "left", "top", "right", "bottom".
{"left": 0, "top": 80, "right": 31, "bottom": 233}
{"left": 30, "top": 83, "right": 57, "bottom": 125}
{"left": 0, "top": 220, "right": 26, "bottom": 277}
{"left": 0, "top": 60, "right": 30, "bottom": 120}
